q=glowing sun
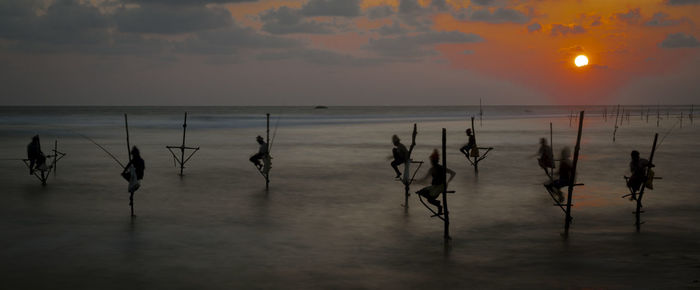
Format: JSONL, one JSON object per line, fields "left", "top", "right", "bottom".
{"left": 575, "top": 55, "right": 589, "bottom": 67}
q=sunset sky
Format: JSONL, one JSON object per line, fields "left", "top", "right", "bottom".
{"left": 1, "top": 0, "right": 699, "bottom": 105}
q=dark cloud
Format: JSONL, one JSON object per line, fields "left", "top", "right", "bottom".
{"left": 398, "top": 0, "right": 423, "bottom": 15}
{"left": 527, "top": 22, "right": 541, "bottom": 32}
{"left": 665, "top": 0, "right": 700, "bottom": 5}
{"left": 0, "top": 0, "right": 113, "bottom": 51}
{"left": 260, "top": 6, "right": 336, "bottom": 34}
{"left": 374, "top": 22, "right": 408, "bottom": 36}
{"left": 659, "top": 32, "right": 700, "bottom": 48}
{"left": 125, "top": 0, "right": 257, "bottom": 4}
{"left": 300, "top": 0, "right": 361, "bottom": 17}
{"left": 176, "top": 25, "right": 302, "bottom": 54}
{"left": 459, "top": 8, "right": 530, "bottom": 24}
{"left": 366, "top": 5, "right": 394, "bottom": 19}
{"left": 115, "top": 4, "right": 232, "bottom": 34}
{"left": 256, "top": 48, "right": 378, "bottom": 66}
{"left": 472, "top": 0, "right": 495, "bottom": 5}
{"left": 613, "top": 8, "right": 641, "bottom": 24}
{"left": 644, "top": 12, "right": 685, "bottom": 27}
{"left": 430, "top": 0, "right": 449, "bottom": 11}
{"left": 549, "top": 24, "right": 586, "bottom": 36}
{"left": 365, "top": 30, "right": 483, "bottom": 59}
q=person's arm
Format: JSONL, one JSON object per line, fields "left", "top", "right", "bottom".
{"left": 446, "top": 168, "right": 456, "bottom": 183}
{"left": 122, "top": 160, "right": 133, "bottom": 174}
{"left": 416, "top": 168, "right": 432, "bottom": 183}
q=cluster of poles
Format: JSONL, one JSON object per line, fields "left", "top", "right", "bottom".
{"left": 16, "top": 104, "right": 691, "bottom": 241}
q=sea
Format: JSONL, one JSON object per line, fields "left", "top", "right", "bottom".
{"left": 1, "top": 106, "right": 698, "bottom": 289}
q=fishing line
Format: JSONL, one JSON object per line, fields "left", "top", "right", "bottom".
{"left": 268, "top": 116, "right": 281, "bottom": 153}
{"left": 75, "top": 132, "right": 125, "bottom": 168}
{"left": 654, "top": 118, "right": 679, "bottom": 152}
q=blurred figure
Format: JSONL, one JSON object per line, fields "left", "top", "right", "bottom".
{"left": 533, "top": 138, "right": 554, "bottom": 178}
{"left": 122, "top": 146, "right": 145, "bottom": 216}
{"left": 415, "top": 149, "right": 456, "bottom": 216}
{"left": 27, "top": 135, "right": 47, "bottom": 175}
{"left": 390, "top": 134, "right": 408, "bottom": 179}
{"left": 249, "top": 136, "right": 268, "bottom": 170}
{"left": 459, "top": 128, "right": 476, "bottom": 160}
{"left": 545, "top": 147, "right": 572, "bottom": 203}
{"left": 626, "top": 150, "right": 652, "bottom": 201}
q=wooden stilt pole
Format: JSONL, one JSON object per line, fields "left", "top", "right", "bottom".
{"left": 53, "top": 140, "right": 58, "bottom": 177}
{"left": 471, "top": 117, "right": 478, "bottom": 174}
{"left": 680, "top": 112, "right": 683, "bottom": 129}
{"left": 657, "top": 105, "right": 660, "bottom": 128}
{"left": 125, "top": 114, "right": 131, "bottom": 162}
{"left": 403, "top": 124, "right": 418, "bottom": 208}
{"left": 479, "top": 98, "right": 483, "bottom": 127}
{"left": 550, "top": 122, "right": 554, "bottom": 180}
{"left": 442, "top": 128, "right": 450, "bottom": 241}
{"left": 690, "top": 104, "right": 694, "bottom": 125}
{"left": 266, "top": 113, "right": 270, "bottom": 190}
{"left": 180, "top": 112, "right": 188, "bottom": 176}
{"left": 125, "top": 113, "right": 134, "bottom": 217}
{"left": 613, "top": 104, "right": 620, "bottom": 143}
{"left": 603, "top": 107, "right": 607, "bottom": 122}
{"left": 646, "top": 108, "right": 650, "bottom": 124}
{"left": 635, "top": 133, "right": 658, "bottom": 232}
{"left": 564, "top": 111, "right": 584, "bottom": 237}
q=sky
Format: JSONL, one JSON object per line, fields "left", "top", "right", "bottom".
{"left": 0, "top": 0, "right": 699, "bottom": 106}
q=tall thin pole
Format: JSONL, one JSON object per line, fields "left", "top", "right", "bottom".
{"left": 404, "top": 124, "right": 418, "bottom": 208}
{"left": 680, "top": 112, "right": 683, "bottom": 129}
{"left": 564, "top": 111, "right": 584, "bottom": 237}
{"left": 646, "top": 108, "right": 650, "bottom": 123}
{"left": 471, "top": 117, "right": 478, "bottom": 174}
{"left": 613, "top": 104, "right": 620, "bottom": 143}
{"left": 180, "top": 112, "right": 188, "bottom": 176}
{"left": 442, "top": 128, "right": 450, "bottom": 241}
{"left": 479, "top": 98, "right": 483, "bottom": 127}
{"left": 53, "top": 140, "right": 58, "bottom": 177}
{"left": 550, "top": 122, "right": 554, "bottom": 180}
{"left": 690, "top": 104, "right": 694, "bottom": 125}
{"left": 656, "top": 105, "right": 660, "bottom": 128}
{"left": 125, "top": 114, "right": 131, "bottom": 162}
{"left": 636, "top": 133, "right": 658, "bottom": 232}
{"left": 266, "top": 113, "right": 270, "bottom": 190}
{"left": 603, "top": 107, "right": 607, "bottom": 122}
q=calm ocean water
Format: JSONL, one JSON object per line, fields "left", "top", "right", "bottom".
{"left": 1, "top": 106, "right": 699, "bottom": 289}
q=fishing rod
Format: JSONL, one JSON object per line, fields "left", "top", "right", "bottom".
{"left": 268, "top": 116, "right": 281, "bottom": 153}
{"left": 76, "top": 133, "right": 125, "bottom": 169}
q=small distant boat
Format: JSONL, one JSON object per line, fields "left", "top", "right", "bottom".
{"left": 314, "top": 106, "right": 328, "bottom": 109}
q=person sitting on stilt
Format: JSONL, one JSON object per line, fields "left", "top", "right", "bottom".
{"left": 27, "top": 135, "right": 47, "bottom": 175}
{"left": 459, "top": 129, "right": 476, "bottom": 161}
{"left": 249, "top": 136, "right": 268, "bottom": 170}
{"left": 545, "top": 147, "right": 572, "bottom": 203}
{"left": 532, "top": 138, "right": 554, "bottom": 178}
{"left": 415, "top": 149, "right": 456, "bottom": 216}
{"left": 626, "top": 150, "right": 652, "bottom": 201}
{"left": 389, "top": 134, "right": 408, "bottom": 179}
{"left": 122, "top": 146, "right": 145, "bottom": 212}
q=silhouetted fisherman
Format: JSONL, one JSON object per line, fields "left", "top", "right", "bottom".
{"left": 545, "top": 147, "right": 572, "bottom": 203}
{"left": 415, "top": 150, "right": 456, "bottom": 216}
{"left": 122, "top": 146, "right": 145, "bottom": 215}
{"left": 27, "top": 135, "right": 47, "bottom": 175}
{"left": 533, "top": 138, "right": 554, "bottom": 178}
{"left": 390, "top": 134, "right": 408, "bottom": 179}
{"left": 249, "top": 135, "right": 268, "bottom": 170}
{"left": 459, "top": 128, "right": 476, "bottom": 161}
{"left": 627, "top": 150, "right": 653, "bottom": 201}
